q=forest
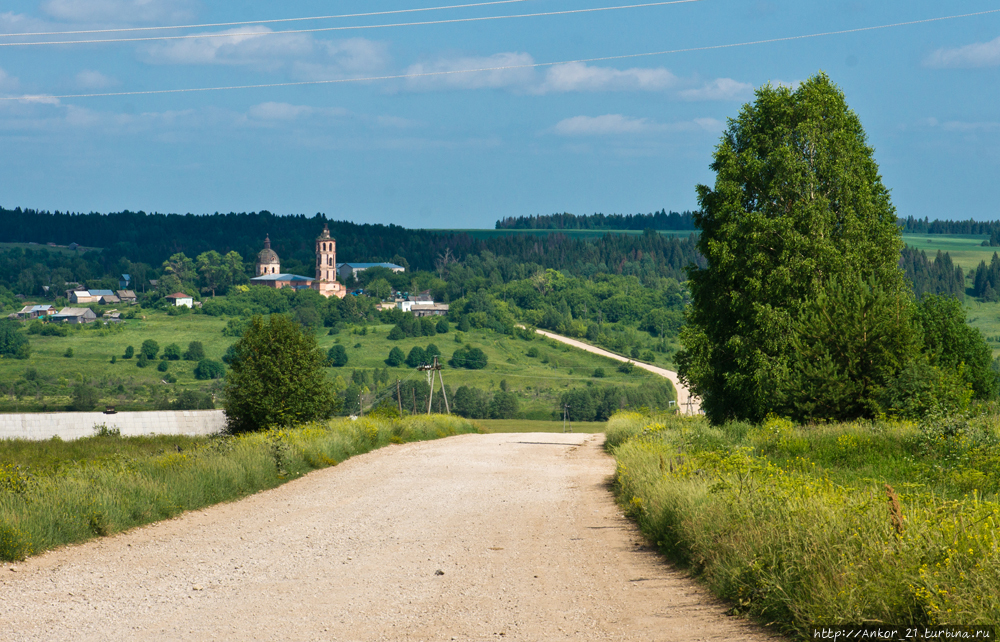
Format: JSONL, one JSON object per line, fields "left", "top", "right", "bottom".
{"left": 495, "top": 210, "right": 697, "bottom": 230}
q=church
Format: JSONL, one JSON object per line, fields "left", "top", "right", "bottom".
{"left": 249, "top": 225, "right": 347, "bottom": 298}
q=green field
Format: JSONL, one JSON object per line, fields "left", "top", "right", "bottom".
{"left": 901, "top": 233, "right": 996, "bottom": 270}
{"left": 0, "top": 309, "right": 672, "bottom": 416}
{"left": 0, "top": 242, "right": 101, "bottom": 255}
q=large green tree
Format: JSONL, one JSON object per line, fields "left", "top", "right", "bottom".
{"left": 224, "top": 315, "right": 340, "bottom": 433}
{"left": 678, "top": 73, "right": 915, "bottom": 423}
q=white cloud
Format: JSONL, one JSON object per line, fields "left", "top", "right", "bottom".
{"left": 925, "top": 37, "right": 1000, "bottom": 69}
{"left": 42, "top": 0, "right": 196, "bottom": 23}
{"left": 0, "top": 11, "right": 54, "bottom": 34}
{"left": 322, "top": 39, "right": 391, "bottom": 74}
{"left": 142, "top": 27, "right": 313, "bottom": 67}
{"left": 538, "top": 62, "right": 677, "bottom": 93}
{"left": 680, "top": 78, "right": 754, "bottom": 101}
{"left": 552, "top": 114, "right": 723, "bottom": 136}
{"left": 404, "top": 52, "right": 536, "bottom": 90}
{"left": 75, "top": 70, "right": 118, "bottom": 89}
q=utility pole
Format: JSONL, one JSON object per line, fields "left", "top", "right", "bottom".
{"left": 563, "top": 404, "right": 572, "bottom": 433}
{"left": 359, "top": 391, "right": 363, "bottom": 417}
{"left": 396, "top": 379, "right": 402, "bottom": 414}
{"left": 417, "top": 355, "right": 450, "bottom": 415}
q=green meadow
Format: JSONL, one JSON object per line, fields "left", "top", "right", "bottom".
{"left": 0, "top": 307, "right": 670, "bottom": 416}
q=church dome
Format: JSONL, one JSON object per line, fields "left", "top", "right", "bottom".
{"left": 257, "top": 235, "right": 279, "bottom": 265}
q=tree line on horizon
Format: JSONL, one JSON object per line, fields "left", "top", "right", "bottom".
{"left": 494, "top": 210, "right": 697, "bottom": 231}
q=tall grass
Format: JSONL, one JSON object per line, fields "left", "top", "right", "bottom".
{"left": 0, "top": 414, "right": 477, "bottom": 561}
{"left": 606, "top": 411, "right": 1000, "bottom": 637}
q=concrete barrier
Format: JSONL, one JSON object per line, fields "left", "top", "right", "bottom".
{"left": 0, "top": 410, "right": 226, "bottom": 441}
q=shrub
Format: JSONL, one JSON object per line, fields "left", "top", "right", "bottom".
{"left": 385, "top": 346, "right": 405, "bottom": 367}
{"left": 183, "top": 341, "right": 205, "bottom": 361}
{"left": 140, "top": 339, "right": 159, "bottom": 360}
{"left": 63, "top": 347, "right": 74, "bottom": 358}
{"left": 124, "top": 345, "right": 134, "bottom": 359}
{"left": 110, "top": 355, "right": 117, "bottom": 364}
{"left": 194, "top": 359, "right": 226, "bottom": 380}
{"left": 387, "top": 325, "right": 406, "bottom": 340}
{"left": 617, "top": 361, "right": 635, "bottom": 374}
{"left": 452, "top": 347, "right": 488, "bottom": 369}
{"left": 526, "top": 347, "right": 540, "bottom": 358}
{"left": 436, "top": 318, "right": 450, "bottom": 334}
{"left": 163, "top": 343, "right": 182, "bottom": 361}
{"left": 593, "top": 367, "right": 606, "bottom": 378}
{"left": 406, "top": 346, "right": 428, "bottom": 368}
{"left": 137, "top": 353, "right": 149, "bottom": 368}
{"left": 426, "top": 343, "right": 441, "bottom": 358}
{"left": 70, "top": 384, "right": 98, "bottom": 411}
{"left": 328, "top": 344, "right": 349, "bottom": 367}
{"left": 0, "top": 320, "right": 30, "bottom": 359}
{"left": 157, "top": 360, "right": 169, "bottom": 372}
{"left": 171, "top": 390, "right": 214, "bottom": 410}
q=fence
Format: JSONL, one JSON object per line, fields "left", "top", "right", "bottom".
{"left": 0, "top": 410, "right": 226, "bottom": 441}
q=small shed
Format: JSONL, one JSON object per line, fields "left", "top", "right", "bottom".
{"left": 116, "top": 290, "right": 137, "bottom": 303}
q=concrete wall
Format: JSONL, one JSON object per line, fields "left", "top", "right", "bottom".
{"left": 0, "top": 410, "right": 226, "bottom": 441}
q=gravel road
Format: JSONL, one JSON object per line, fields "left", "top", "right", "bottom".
{"left": 2, "top": 433, "right": 772, "bottom": 641}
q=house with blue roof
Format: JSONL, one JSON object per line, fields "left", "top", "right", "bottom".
{"left": 336, "top": 262, "right": 405, "bottom": 282}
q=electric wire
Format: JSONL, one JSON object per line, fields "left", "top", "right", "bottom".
{"left": 0, "top": 0, "right": 537, "bottom": 38}
{"left": 2, "top": 7, "right": 997, "bottom": 101}
{"left": 0, "top": 0, "right": 701, "bottom": 47}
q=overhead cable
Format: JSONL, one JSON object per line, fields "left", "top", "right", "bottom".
{"left": 0, "top": 0, "right": 536, "bottom": 38}
{"left": 3, "top": 8, "right": 998, "bottom": 101}
{"left": 0, "top": 1, "right": 701, "bottom": 47}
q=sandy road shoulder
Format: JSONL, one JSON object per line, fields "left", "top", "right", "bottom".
{"left": 1, "top": 432, "right": 773, "bottom": 641}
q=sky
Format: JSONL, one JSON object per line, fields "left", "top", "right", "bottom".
{"left": 1, "top": 0, "right": 1000, "bottom": 228}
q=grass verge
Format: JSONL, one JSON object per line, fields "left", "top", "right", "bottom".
{"left": 0, "top": 414, "right": 477, "bottom": 561}
{"left": 605, "top": 410, "right": 1000, "bottom": 637}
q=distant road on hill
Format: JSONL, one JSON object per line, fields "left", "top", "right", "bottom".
{"left": 532, "top": 328, "right": 702, "bottom": 416}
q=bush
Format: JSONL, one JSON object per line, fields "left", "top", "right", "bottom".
{"left": 406, "top": 346, "right": 428, "bottom": 368}
{"left": 387, "top": 325, "right": 406, "bottom": 340}
{"left": 452, "top": 347, "right": 488, "bottom": 369}
{"left": 436, "top": 318, "right": 450, "bottom": 334}
{"left": 183, "top": 341, "right": 205, "bottom": 361}
{"left": 124, "top": 345, "right": 134, "bottom": 359}
{"left": 425, "top": 343, "right": 441, "bottom": 358}
{"left": 489, "top": 391, "right": 519, "bottom": 419}
{"left": 63, "top": 347, "right": 74, "bottom": 358}
{"left": 70, "top": 384, "right": 98, "bottom": 411}
{"left": 328, "top": 344, "right": 349, "bottom": 367}
{"left": 163, "top": 343, "right": 182, "bottom": 361}
{"left": 157, "top": 360, "right": 169, "bottom": 372}
{"left": 140, "top": 339, "right": 159, "bottom": 360}
{"left": 617, "top": 361, "right": 635, "bottom": 374}
{"left": 194, "top": 359, "right": 226, "bottom": 380}
{"left": 526, "top": 347, "right": 540, "bottom": 358}
{"left": 0, "top": 320, "right": 30, "bottom": 360}
{"left": 137, "top": 353, "right": 149, "bottom": 368}
{"left": 385, "top": 346, "right": 405, "bottom": 367}
{"left": 593, "top": 368, "right": 606, "bottom": 378}
{"left": 171, "top": 390, "right": 214, "bottom": 410}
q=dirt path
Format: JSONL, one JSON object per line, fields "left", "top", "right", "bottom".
{"left": 1, "top": 433, "right": 772, "bottom": 641}
{"left": 532, "top": 329, "right": 702, "bottom": 415}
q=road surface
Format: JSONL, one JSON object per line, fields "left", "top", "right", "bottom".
{"left": 1, "top": 433, "right": 772, "bottom": 641}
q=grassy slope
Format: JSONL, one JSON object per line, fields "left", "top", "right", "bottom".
{"left": 0, "top": 311, "right": 669, "bottom": 416}
{"left": 321, "top": 324, "right": 668, "bottom": 418}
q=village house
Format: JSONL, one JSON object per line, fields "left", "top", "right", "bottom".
{"left": 9, "top": 304, "right": 54, "bottom": 320}
{"left": 116, "top": 290, "right": 137, "bottom": 304}
{"left": 51, "top": 307, "right": 97, "bottom": 324}
{"left": 164, "top": 292, "right": 194, "bottom": 308}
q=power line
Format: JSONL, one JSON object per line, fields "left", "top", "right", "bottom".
{"left": 0, "top": 0, "right": 536, "bottom": 38}
{"left": 2, "top": 7, "right": 997, "bottom": 102}
{"left": 0, "top": 0, "right": 701, "bottom": 48}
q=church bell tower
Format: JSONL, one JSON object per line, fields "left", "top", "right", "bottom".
{"left": 313, "top": 224, "right": 346, "bottom": 298}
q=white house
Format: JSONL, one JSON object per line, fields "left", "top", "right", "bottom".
{"left": 165, "top": 292, "right": 194, "bottom": 308}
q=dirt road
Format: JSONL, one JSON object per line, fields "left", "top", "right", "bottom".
{"left": 532, "top": 329, "right": 701, "bottom": 415}
{"left": 2, "top": 433, "right": 771, "bottom": 641}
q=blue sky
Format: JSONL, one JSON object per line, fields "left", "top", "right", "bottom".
{"left": 1, "top": 0, "right": 999, "bottom": 228}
